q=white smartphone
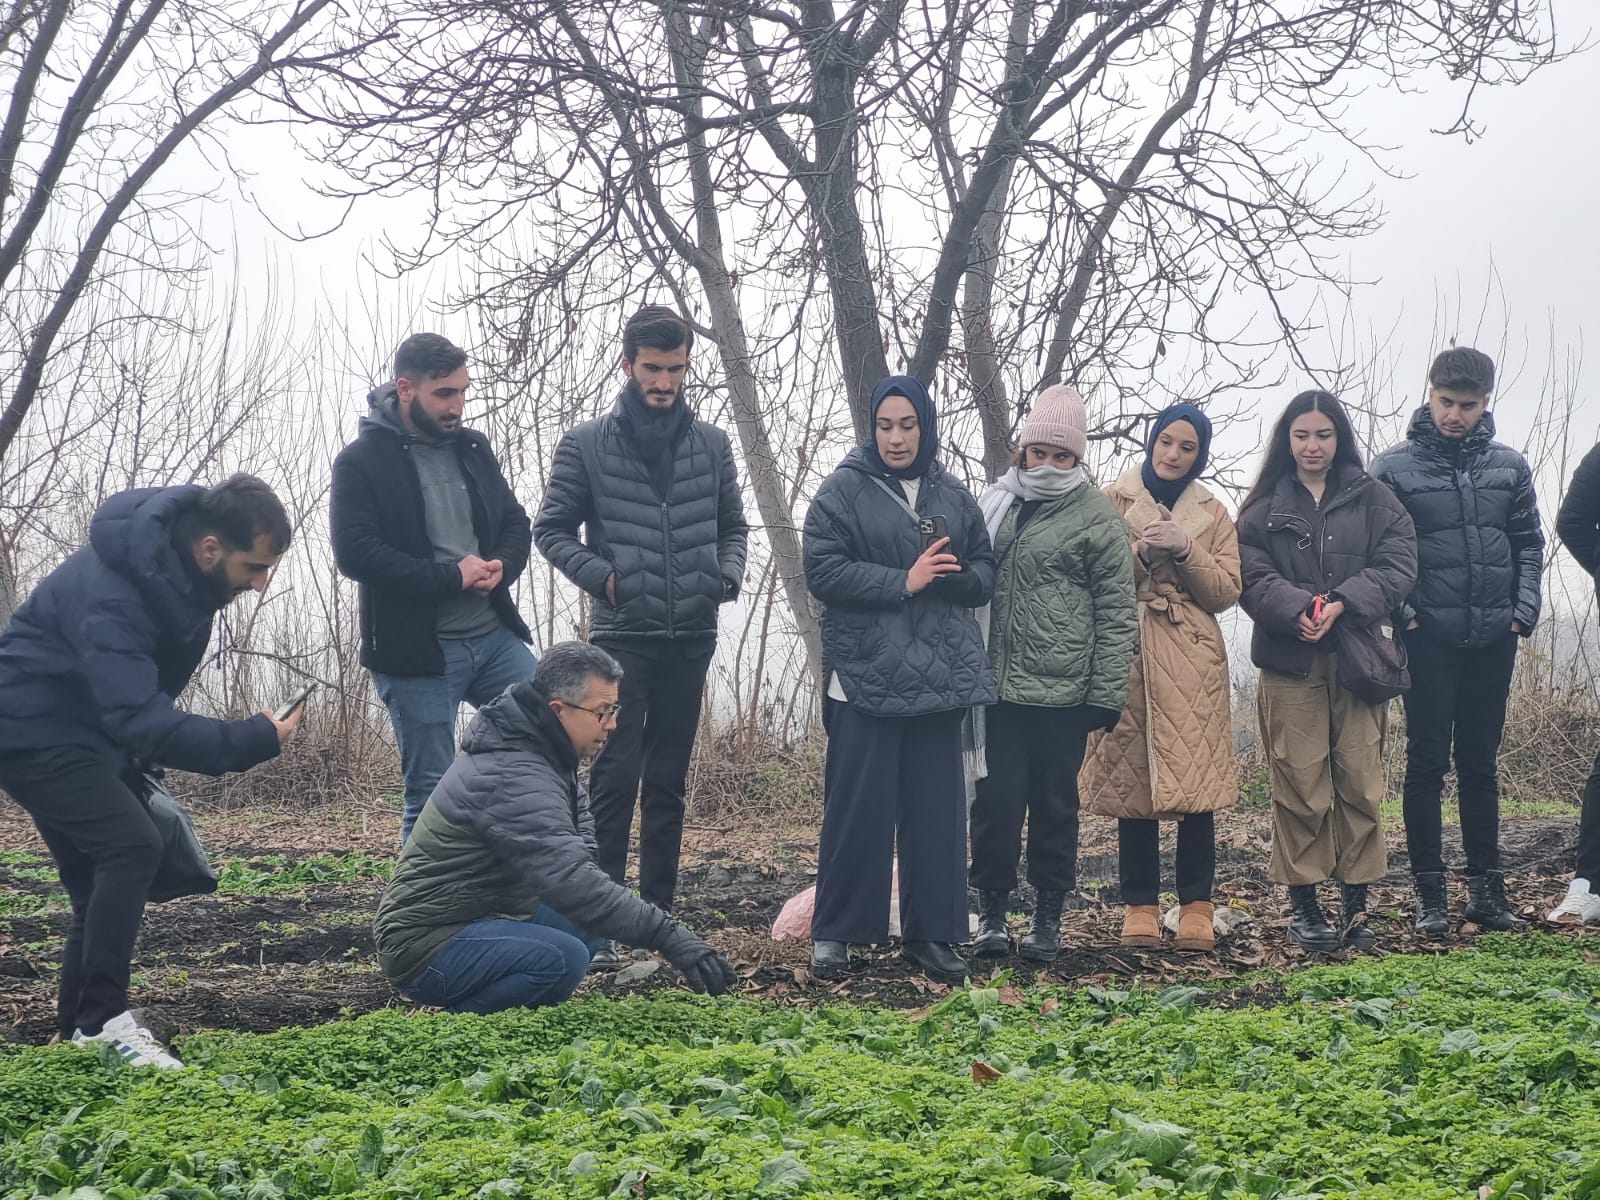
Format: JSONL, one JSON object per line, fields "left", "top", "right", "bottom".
{"left": 273, "top": 682, "right": 319, "bottom": 721}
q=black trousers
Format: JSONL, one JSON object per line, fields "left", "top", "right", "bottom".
{"left": 811, "top": 701, "right": 968, "bottom": 944}
{"left": 0, "top": 745, "right": 163, "bottom": 1039}
{"left": 1575, "top": 744, "right": 1600, "bottom": 883}
{"left": 587, "top": 641, "right": 712, "bottom": 912}
{"left": 1118, "top": 813, "right": 1216, "bottom": 906}
{"left": 1400, "top": 632, "right": 1517, "bottom": 876}
{"left": 969, "top": 702, "right": 1087, "bottom": 893}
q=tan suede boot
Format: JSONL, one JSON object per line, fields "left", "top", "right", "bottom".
{"left": 1119, "top": 904, "right": 1161, "bottom": 947}
{"left": 1174, "top": 900, "right": 1215, "bottom": 952}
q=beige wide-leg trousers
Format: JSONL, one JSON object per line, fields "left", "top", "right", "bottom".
{"left": 1257, "top": 656, "right": 1388, "bottom": 886}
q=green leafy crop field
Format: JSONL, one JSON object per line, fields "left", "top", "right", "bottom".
{"left": 3, "top": 935, "right": 1598, "bottom": 1199}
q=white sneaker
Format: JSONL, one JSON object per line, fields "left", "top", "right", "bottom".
{"left": 72, "top": 1010, "right": 184, "bottom": 1069}
{"left": 1547, "top": 880, "right": 1600, "bottom": 926}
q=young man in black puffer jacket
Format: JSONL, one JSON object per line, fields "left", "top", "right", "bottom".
{"left": 1370, "top": 347, "right": 1544, "bottom": 937}
{"left": 534, "top": 306, "right": 748, "bottom": 968}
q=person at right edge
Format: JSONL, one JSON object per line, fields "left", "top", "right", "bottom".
{"left": 1238, "top": 390, "right": 1417, "bottom": 953}
{"left": 1370, "top": 347, "right": 1543, "bottom": 937}
{"left": 535, "top": 305, "right": 748, "bottom": 971}
{"left": 802, "top": 376, "right": 996, "bottom": 985}
{"left": 1549, "top": 438, "right": 1600, "bottom": 925}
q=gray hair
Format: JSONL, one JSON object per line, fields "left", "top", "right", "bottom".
{"left": 534, "top": 641, "right": 623, "bottom": 704}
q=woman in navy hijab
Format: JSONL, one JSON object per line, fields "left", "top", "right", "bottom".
{"left": 801, "top": 377, "right": 997, "bottom": 984}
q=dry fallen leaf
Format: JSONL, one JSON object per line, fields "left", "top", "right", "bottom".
{"left": 907, "top": 1004, "right": 934, "bottom": 1022}
{"left": 632, "top": 1171, "right": 650, "bottom": 1198}
{"left": 1040, "top": 997, "right": 1061, "bottom": 1016}
{"left": 997, "top": 985, "right": 1026, "bottom": 1007}
{"left": 971, "top": 1061, "right": 1002, "bottom": 1085}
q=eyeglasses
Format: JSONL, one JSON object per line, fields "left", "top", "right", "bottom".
{"left": 566, "top": 702, "right": 622, "bottom": 723}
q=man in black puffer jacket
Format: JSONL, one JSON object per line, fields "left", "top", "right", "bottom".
{"left": 373, "top": 642, "right": 736, "bottom": 1012}
{"left": 534, "top": 306, "right": 748, "bottom": 967}
{"left": 1371, "top": 346, "right": 1544, "bottom": 936}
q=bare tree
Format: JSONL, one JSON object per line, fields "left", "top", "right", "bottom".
{"left": 291, "top": 0, "right": 1565, "bottom": 659}
{"left": 0, "top": 0, "right": 359, "bottom": 490}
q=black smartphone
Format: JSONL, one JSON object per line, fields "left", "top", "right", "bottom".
{"left": 918, "top": 514, "right": 950, "bottom": 552}
{"left": 273, "top": 682, "right": 318, "bottom": 721}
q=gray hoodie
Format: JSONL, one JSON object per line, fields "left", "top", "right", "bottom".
{"left": 366, "top": 385, "right": 500, "bottom": 640}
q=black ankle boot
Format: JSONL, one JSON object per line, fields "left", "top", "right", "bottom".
{"left": 588, "top": 939, "right": 621, "bottom": 972}
{"left": 1464, "top": 870, "right": 1526, "bottom": 931}
{"left": 1412, "top": 871, "right": 1450, "bottom": 939}
{"left": 900, "top": 940, "right": 970, "bottom": 984}
{"left": 810, "top": 939, "right": 850, "bottom": 980}
{"left": 1020, "top": 889, "right": 1065, "bottom": 963}
{"left": 1287, "top": 884, "right": 1341, "bottom": 953}
{"left": 973, "top": 890, "right": 1011, "bottom": 958}
{"left": 1341, "top": 882, "right": 1375, "bottom": 952}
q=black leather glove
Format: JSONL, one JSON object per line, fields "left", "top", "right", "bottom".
{"left": 1085, "top": 705, "right": 1123, "bottom": 733}
{"left": 658, "top": 926, "right": 738, "bottom": 996}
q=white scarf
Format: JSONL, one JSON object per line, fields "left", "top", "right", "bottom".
{"left": 974, "top": 464, "right": 1086, "bottom": 643}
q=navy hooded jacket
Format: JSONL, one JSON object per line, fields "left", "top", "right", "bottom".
{"left": 0, "top": 486, "right": 281, "bottom": 773}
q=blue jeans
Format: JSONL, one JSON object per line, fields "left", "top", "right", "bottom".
{"left": 403, "top": 907, "right": 595, "bottom": 1014}
{"left": 371, "top": 624, "right": 538, "bottom": 842}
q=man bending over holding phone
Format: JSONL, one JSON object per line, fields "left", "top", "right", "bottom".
{"left": 0, "top": 475, "right": 302, "bottom": 1068}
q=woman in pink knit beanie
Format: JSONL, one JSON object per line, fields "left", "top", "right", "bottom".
{"left": 968, "top": 384, "right": 1138, "bottom": 963}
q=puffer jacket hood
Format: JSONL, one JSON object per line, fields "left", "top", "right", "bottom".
{"left": 86, "top": 485, "right": 218, "bottom": 632}
{"left": 459, "top": 680, "right": 577, "bottom": 769}
{"left": 1369, "top": 405, "right": 1543, "bottom": 647}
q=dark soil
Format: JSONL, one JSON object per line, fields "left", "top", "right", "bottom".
{"left": 1, "top": 804, "right": 1593, "bottom": 1045}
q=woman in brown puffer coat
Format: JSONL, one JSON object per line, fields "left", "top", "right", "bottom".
{"left": 1083, "top": 405, "right": 1241, "bottom": 954}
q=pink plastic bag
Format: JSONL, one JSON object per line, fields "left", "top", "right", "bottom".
{"left": 771, "top": 864, "right": 901, "bottom": 940}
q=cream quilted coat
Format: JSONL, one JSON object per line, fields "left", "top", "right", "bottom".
{"left": 1081, "top": 469, "right": 1241, "bottom": 819}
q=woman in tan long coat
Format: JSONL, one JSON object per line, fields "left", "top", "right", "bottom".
{"left": 1083, "top": 405, "right": 1241, "bottom": 953}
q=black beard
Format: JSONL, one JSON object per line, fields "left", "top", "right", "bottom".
{"left": 408, "top": 397, "right": 459, "bottom": 440}
{"left": 203, "top": 561, "right": 246, "bottom": 606}
{"left": 625, "top": 378, "right": 682, "bottom": 409}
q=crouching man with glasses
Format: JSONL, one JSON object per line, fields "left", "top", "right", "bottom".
{"left": 373, "top": 642, "right": 737, "bottom": 1013}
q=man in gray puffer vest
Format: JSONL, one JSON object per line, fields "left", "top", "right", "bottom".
{"left": 1370, "top": 346, "right": 1544, "bottom": 937}
{"left": 535, "top": 306, "right": 748, "bottom": 969}
{"left": 373, "top": 641, "right": 737, "bottom": 1012}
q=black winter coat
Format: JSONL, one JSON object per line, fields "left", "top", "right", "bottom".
{"left": 330, "top": 394, "right": 533, "bottom": 676}
{"left": 803, "top": 448, "right": 997, "bottom": 716}
{"left": 373, "top": 683, "right": 680, "bottom": 985}
{"left": 1369, "top": 408, "right": 1543, "bottom": 648}
{"left": 0, "top": 487, "right": 281, "bottom": 772}
{"left": 534, "top": 399, "right": 748, "bottom": 643}
{"left": 1238, "top": 466, "right": 1418, "bottom": 679}
{"left": 1556, "top": 442, "right": 1600, "bottom": 597}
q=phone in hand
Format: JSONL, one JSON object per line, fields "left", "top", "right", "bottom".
{"left": 1307, "top": 594, "right": 1326, "bottom": 623}
{"left": 918, "top": 515, "right": 950, "bottom": 553}
{"left": 273, "top": 682, "right": 318, "bottom": 721}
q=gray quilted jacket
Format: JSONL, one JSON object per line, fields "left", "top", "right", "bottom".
{"left": 803, "top": 448, "right": 997, "bottom": 716}
{"left": 372, "top": 683, "right": 678, "bottom": 986}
